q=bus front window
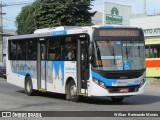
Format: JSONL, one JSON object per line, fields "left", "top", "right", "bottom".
{"left": 92, "top": 40, "right": 145, "bottom": 71}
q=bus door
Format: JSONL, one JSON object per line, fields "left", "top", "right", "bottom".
{"left": 77, "top": 34, "right": 90, "bottom": 95}
{"left": 37, "top": 39, "right": 47, "bottom": 91}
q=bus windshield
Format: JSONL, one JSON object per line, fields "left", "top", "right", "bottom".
{"left": 92, "top": 40, "right": 145, "bottom": 71}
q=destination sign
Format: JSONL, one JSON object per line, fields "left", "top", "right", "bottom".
{"left": 94, "top": 29, "right": 141, "bottom": 37}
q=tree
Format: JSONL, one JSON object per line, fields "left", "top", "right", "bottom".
{"left": 16, "top": 0, "right": 96, "bottom": 34}
{"left": 16, "top": 4, "right": 37, "bottom": 35}
{"left": 34, "top": 0, "right": 96, "bottom": 28}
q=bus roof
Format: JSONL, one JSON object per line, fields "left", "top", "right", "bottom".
{"left": 8, "top": 26, "right": 141, "bottom": 40}
{"left": 8, "top": 26, "right": 91, "bottom": 40}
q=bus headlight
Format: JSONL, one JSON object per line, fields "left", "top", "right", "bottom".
{"left": 93, "top": 78, "right": 106, "bottom": 88}
{"left": 93, "top": 78, "right": 99, "bottom": 84}
{"left": 140, "top": 78, "right": 146, "bottom": 87}
{"left": 99, "top": 81, "right": 105, "bottom": 88}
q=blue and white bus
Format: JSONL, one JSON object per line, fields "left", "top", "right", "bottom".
{"left": 6, "top": 26, "right": 146, "bottom": 102}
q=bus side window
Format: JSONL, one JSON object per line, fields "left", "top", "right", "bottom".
{"left": 11, "top": 52, "right": 17, "bottom": 60}
{"left": 49, "top": 49, "right": 55, "bottom": 60}
{"left": 32, "top": 48, "right": 37, "bottom": 60}
{"left": 48, "top": 39, "right": 61, "bottom": 60}
{"left": 9, "top": 41, "right": 17, "bottom": 60}
{"left": 49, "top": 53, "right": 55, "bottom": 60}
{"left": 17, "top": 41, "right": 26, "bottom": 60}
{"left": 41, "top": 43, "right": 46, "bottom": 60}
{"left": 27, "top": 40, "right": 37, "bottom": 60}
{"left": 55, "top": 48, "right": 61, "bottom": 60}
{"left": 48, "top": 44, "right": 54, "bottom": 60}
{"left": 67, "top": 48, "right": 75, "bottom": 61}
{"left": 63, "top": 37, "right": 77, "bottom": 61}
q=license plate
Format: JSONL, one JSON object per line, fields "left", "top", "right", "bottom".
{"left": 119, "top": 88, "right": 129, "bottom": 93}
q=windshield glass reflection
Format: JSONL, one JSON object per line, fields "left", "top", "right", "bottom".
{"left": 92, "top": 40, "right": 145, "bottom": 71}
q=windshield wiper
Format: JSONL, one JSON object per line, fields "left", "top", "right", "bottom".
{"left": 125, "top": 44, "right": 128, "bottom": 60}
{"left": 112, "top": 45, "right": 116, "bottom": 65}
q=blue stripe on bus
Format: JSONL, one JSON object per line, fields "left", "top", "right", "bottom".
{"left": 52, "top": 61, "right": 64, "bottom": 86}
{"left": 51, "top": 30, "right": 67, "bottom": 36}
{"left": 92, "top": 71, "right": 117, "bottom": 86}
{"left": 92, "top": 71, "right": 141, "bottom": 87}
{"left": 14, "top": 72, "right": 32, "bottom": 78}
{"left": 100, "top": 26, "right": 114, "bottom": 28}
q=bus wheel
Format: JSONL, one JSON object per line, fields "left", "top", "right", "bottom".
{"left": 25, "top": 76, "right": 35, "bottom": 96}
{"left": 111, "top": 97, "right": 124, "bottom": 103}
{"left": 69, "top": 80, "right": 79, "bottom": 102}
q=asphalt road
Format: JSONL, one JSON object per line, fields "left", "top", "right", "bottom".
{"left": 0, "top": 78, "right": 160, "bottom": 120}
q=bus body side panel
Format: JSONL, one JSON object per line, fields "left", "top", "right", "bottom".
{"left": 45, "top": 61, "right": 77, "bottom": 93}
{"left": 146, "top": 58, "right": 160, "bottom": 77}
{"left": 41, "top": 61, "right": 46, "bottom": 89}
{"left": 7, "top": 61, "right": 38, "bottom": 89}
{"left": 89, "top": 71, "right": 146, "bottom": 97}
{"left": 87, "top": 65, "right": 94, "bottom": 96}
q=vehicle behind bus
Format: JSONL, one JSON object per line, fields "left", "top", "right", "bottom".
{"left": 145, "top": 38, "right": 160, "bottom": 78}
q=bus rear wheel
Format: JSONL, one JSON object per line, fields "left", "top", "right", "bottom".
{"left": 69, "top": 80, "right": 79, "bottom": 102}
{"left": 111, "top": 97, "right": 124, "bottom": 103}
{"left": 25, "top": 76, "right": 35, "bottom": 96}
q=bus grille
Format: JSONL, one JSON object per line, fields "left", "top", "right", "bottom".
{"left": 106, "top": 86, "right": 139, "bottom": 93}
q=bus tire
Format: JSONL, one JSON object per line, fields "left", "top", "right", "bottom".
{"left": 111, "top": 97, "right": 124, "bottom": 103}
{"left": 25, "top": 76, "right": 35, "bottom": 96}
{"left": 69, "top": 80, "right": 79, "bottom": 102}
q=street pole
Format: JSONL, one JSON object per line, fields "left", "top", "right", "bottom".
{"left": 0, "top": 1, "right": 6, "bottom": 65}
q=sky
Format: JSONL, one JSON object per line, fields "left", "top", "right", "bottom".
{"left": 2, "top": 0, "right": 160, "bottom": 30}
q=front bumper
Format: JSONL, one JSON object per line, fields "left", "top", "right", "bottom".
{"left": 90, "top": 81, "right": 146, "bottom": 97}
